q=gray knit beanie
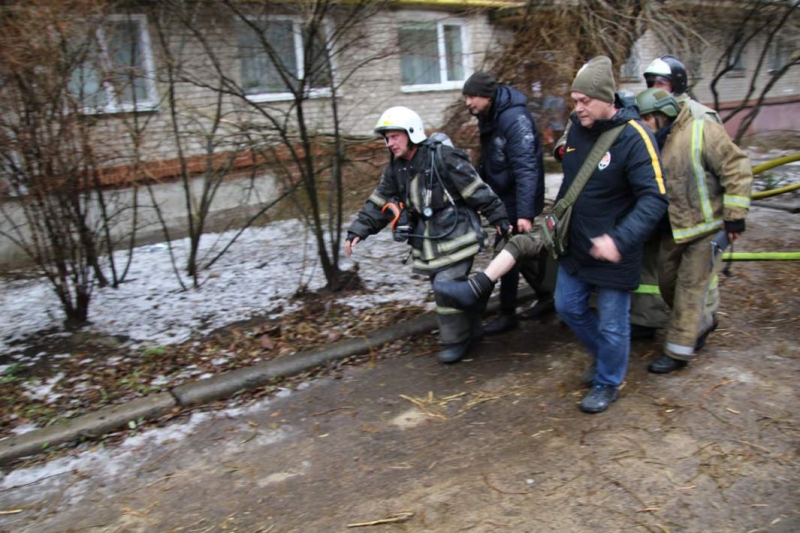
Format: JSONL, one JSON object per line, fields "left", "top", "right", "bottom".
{"left": 462, "top": 72, "right": 498, "bottom": 98}
{"left": 571, "top": 56, "right": 616, "bottom": 104}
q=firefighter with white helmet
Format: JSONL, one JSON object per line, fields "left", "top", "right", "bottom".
{"left": 345, "top": 106, "right": 510, "bottom": 364}
{"left": 643, "top": 54, "right": 722, "bottom": 124}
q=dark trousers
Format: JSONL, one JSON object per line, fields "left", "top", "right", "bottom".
{"left": 430, "top": 258, "right": 480, "bottom": 345}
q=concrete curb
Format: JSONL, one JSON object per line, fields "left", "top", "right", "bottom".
{"left": 0, "top": 293, "right": 530, "bottom": 465}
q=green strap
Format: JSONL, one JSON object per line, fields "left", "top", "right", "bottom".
{"left": 553, "top": 122, "right": 629, "bottom": 219}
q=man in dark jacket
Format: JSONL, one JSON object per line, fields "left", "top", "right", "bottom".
{"left": 556, "top": 56, "right": 668, "bottom": 413}
{"left": 346, "top": 106, "right": 510, "bottom": 365}
{"left": 462, "top": 72, "right": 551, "bottom": 335}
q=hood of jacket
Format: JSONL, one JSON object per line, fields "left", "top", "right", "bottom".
{"left": 479, "top": 85, "right": 529, "bottom": 134}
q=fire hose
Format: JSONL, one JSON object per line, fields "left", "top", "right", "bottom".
{"left": 724, "top": 152, "right": 800, "bottom": 261}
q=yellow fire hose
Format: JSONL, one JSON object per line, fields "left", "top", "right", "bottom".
{"left": 722, "top": 252, "right": 800, "bottom": 261}
{"left": 723, "top": 153, "right": 800, "bottom": 261}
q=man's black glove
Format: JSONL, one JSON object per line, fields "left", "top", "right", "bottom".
{"left": 724, "top": 219, "right": 745, "bottom": 234}
{"left": 494, "top": 218, "right": 511, "bottom": 238}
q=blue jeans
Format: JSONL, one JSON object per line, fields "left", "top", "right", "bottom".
{"left": 554, "top": 265, "right": 631, "bottom": 387}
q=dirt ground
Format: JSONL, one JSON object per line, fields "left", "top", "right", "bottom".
{"left": 1, "top": 204, "right": 799, "bottom": 533}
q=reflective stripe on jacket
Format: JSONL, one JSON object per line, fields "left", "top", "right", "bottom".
{"left": 661, "top": 105, "right": 753, "bottom": 244}
{"left": 348, "top": 142, "right": 508, "bottom": 275}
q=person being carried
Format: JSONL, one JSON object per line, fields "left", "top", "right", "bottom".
{"left": 634, "top": 88, "right": 752, "bottom": 374}
{"left": 440, "top": 57, "right": 668, "bottom": 414}
{"left": 462, "top": 71, "right": 552, "bottom": 336}
{"left": 345, "top": 106, "right": 510, "bottom": 365}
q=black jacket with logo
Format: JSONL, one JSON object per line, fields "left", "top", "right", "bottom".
{"left": 557, "top": 96, "right": 668, "bottom": 290}
{"left": 477, "top": 85, "right": 545, "bottom": 221}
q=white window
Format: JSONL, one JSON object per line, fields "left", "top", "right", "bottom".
{"left": 620, "top": 49, "right": 640, "bottom": 81}
{"left": 69, "top": 14, "right": 159, "bottom": 113}
{"left": 727, "top": 46, "right": 747, "bottom": 77}
{"left": 769, "top": 37, "right": 788, "bottom": 72}
{"left": 399, "top": 21, "right": 469, "bottom": 92}
{"left": 238, "top": 17, "right": 333, "bottom": 102}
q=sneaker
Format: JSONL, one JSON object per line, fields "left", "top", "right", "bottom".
{"left": 482, "top": 314, "right": 519, "bottom": 336}
{"left": 580, "top": 384, "right": 620, "bottom": 413}
{"left": 647, "top": 353, "right": 688, "bottom": 374}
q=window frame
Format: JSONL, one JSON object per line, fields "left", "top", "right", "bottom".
{"left": 619, "top": 48, "right": 640, "bottom": 82}
{"left": 726, "top": 46, "right": 747, "bottom": 78}
{"left": 240, "top": 15, "right": 335, "bottom": 103}
{"left": 399, "top": 19, "right": 471, "bottom": 93}
{"left": 768, "top": 36, "right": 787, "bottom": 73}
{"left": 76, "top": 14, "right": 160, "bottom": 115}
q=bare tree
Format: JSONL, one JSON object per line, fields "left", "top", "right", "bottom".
{"left": 145, "top": 0, "right": 391, "bottom": 291}
{"left": 440, "top": 0, "right": 700, "bottom": 147}
{"left": 0, "top": 0, "right": 145, "bottom": 325}
{"left": 704, "top": 0, "right": 800, "bottom": 143}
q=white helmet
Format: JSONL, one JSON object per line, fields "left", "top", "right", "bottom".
{"left": 374, "top": 106, "right": 427, "bottom": 144}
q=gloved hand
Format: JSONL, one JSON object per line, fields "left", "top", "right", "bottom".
{"left": 724, "top": 220, "right": 745, "bottom": 233}
{"left": 495, "top": 218, "right": 511, "bottom": 239}
{"left": 555, "top": 144, "right": 566, "bottom": 161}
{"left": 724, "top": 219, "right": 745, "bottom": 243}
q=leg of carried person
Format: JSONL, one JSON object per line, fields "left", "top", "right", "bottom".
{"left": 630, "top": 235, "right": 670, "bottom": 338}
{"left": 432, "top": 232, "right": 542, "bottom": 311}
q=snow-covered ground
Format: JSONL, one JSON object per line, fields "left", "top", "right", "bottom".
{"left": 0, "top": 218, "right": 435, "bottom": 355}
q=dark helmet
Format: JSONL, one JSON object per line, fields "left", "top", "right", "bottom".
{"left": 644, "top": 54, "right": 688, "bottom": 95}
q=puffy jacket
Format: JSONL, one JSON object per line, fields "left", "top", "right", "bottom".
{"left": 660, "top": 104, "right": 752, "bottom": 243}
{"left": 557, "top": 95, "right": 669, "bottom": 290}
{"left": 477, "top": 85, "right": 545, "bottom": 221}
{"left": 347, "top": 140, "right": 508, "bottom": 275}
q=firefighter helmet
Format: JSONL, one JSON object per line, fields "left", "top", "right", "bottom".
{"left": 644, "top": 55, "right": 688, "bottom": 95}
{"left": 374, "top": 106, "right": 427, "bottom": 144}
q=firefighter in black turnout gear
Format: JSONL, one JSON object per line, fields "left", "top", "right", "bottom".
{"left": 345, "top": 106, "right": 510, "bottom": 364}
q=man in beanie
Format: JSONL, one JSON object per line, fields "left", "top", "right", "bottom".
{"left": 462, "top": 71, "right": 551, "bottom": 336}
{"left": 555, "top": 56, "right": 668, "bottom": 413}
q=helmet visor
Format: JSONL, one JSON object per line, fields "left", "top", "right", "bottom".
{"left": 646, "top": 75, "right": 672, "bottom": 90}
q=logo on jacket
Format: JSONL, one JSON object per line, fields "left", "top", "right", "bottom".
{"left": 598, "top": 151, "right": 611, "bottom": 170}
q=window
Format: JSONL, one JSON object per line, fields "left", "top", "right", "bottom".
{"left": 399, "top": 21, "right": 469, "bottom": 91}
{"left": 620, "top": 49, "right": 640, "bottom": 81}
{"left": 727, "top": 46, "right": 746, "bottom": 77}
{"left": 769, "top": 37, "right": 788, "bottom": 72}
{"left": 238, "top": 17, "right": 333, "bottom": 102}
{"left": 69, "top": 14, "right": 158, "bottom": 113}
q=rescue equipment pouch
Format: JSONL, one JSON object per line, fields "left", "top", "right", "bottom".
{"left": 539, "top": 121, "right": 628, "bottom": 260}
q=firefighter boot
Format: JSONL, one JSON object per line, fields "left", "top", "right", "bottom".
{"left": 648, "top": 353, "right": 688, "bottom": 374}
{"left": 436, "top": 339, "right": 471, "bottom": 364}
{"left": 433, "top": 272, "right": 495, "bottom": 312}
